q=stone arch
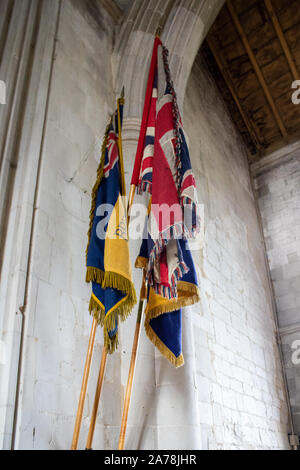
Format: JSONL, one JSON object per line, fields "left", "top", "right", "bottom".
{"left": 114, "top": 0, "right": 224, "bottom": 115}
{"left": 112, "top": 0, "right": 225, "bottom": 450}
{"left": 112, "top": 0, "right": 225, "bottom": 186}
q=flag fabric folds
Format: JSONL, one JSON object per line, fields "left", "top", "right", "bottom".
{"left": 133, "top": 37, "right": 200, "bottom": 300}
{"left": 136, "top": 230, "right": 200, "bottom": 367}
{"left": 133, "top": 38, "right": 201, "bottom": 367}
{"left": 86, "top": 98, "right": 136, "bottom": 353}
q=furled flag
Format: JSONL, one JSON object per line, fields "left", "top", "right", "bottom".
{"left": 86, "top": 97, "right": 136, "bottom": 353}
{"left": 132, "top": 37, "right": 200, "bottom": 367}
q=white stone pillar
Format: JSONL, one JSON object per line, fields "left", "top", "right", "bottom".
{"left": 113, "top": 0, "right": 224, "bottom": 450}
{"left": 0, "top": 0, "right": 61, "bottom": 449}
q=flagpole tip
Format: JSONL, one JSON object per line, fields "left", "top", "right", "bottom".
{"left": 121, "top": 86, "right": 125, "bottom": 98}
{"left": 155, "top": 25, "right": 162, "bottom": 38}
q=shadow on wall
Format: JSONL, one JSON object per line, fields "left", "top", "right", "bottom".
{"left": 70, "top": 0, "right": 110, "bottom": 37}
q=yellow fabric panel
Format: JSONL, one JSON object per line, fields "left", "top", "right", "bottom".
{"left": 145, "top": 281, "right": 200, "bottom": 318}
{"left": 104, "top": 195, "right": 132, "bottom": 281}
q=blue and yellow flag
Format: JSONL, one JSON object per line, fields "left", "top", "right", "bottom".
{"left": 136, "top": 227, "right": 200, "bottom": 368}
{"left": 86, "top": 98, "right": 136, "bottom": 353}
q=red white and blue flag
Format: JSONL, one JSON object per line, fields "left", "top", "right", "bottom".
{"left": 138, "top": 71, "right": 157, "bottom": 193}
{"left": 132, "top": 38, "right": 200, "bottom": 366}
{"left": 132, "top": 37, "right": 200, "bottom": 300}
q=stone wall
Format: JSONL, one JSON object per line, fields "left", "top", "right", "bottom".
{"left": 18, "top": 0, "right": 119, "bottom": 450}
{"left": 182, "top": 52, "right": 290, "bottom": 449}
{"left": 0, "top": 0, "right": 62, "bottom": 448}
{"left": 0, "top": 0, "right": 118, "bottom": 450}
{"left": 0, "top": 0, "right": 292, "bottom": 451}
{"left": 254, "top": 145, "right": 300, "bottom": 436}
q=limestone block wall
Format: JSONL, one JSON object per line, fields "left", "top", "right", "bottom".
{"left": 254, "top": 146, "right": 300, "bottom": 435}
{"left": 17, "top": 0, "right": 120, "bottom": 450}
{"left": 182, "top": 53, "right": 290, "bottom": 449}
{"left": 0, "top": 0, "right": 63, "bottom": 448}
{"left": 0, "top": 0, "right": 292, "bottom": 451}
{"left": 0, "top": 0, "right": 119, "bottom": 450}
{"left": 18, "top": 0, "right": 119, "bottom": 450}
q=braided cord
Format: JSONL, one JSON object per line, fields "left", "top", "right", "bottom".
{"left": 162, "top": 46, "right": 183, "bottom": 194}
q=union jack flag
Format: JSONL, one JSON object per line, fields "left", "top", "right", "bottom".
{"left": 134, "top": 39, "right": 200, "bottom": 298}
{"left": 138, "top": 72, "right": 157, "bottom": 193}
{"left": 133, "top": 38, "right": 201, "bottom": 367}
{"left": 104, "top": 117, "right": 120, "bottom": 179}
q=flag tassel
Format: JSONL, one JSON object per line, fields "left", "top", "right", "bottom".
{"left": 144, "top": 322, "right": 183, "bottom": 368}
{"left": 86, "top": 267, "right": 137, "bottom": 306}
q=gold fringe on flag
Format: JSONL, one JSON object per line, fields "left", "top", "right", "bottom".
{"left": 85, "top": 109, "right": 137, "bottom": 353}
{"left": 87, "top": 267, "right": 137, "bottom": 353}
{"left": 135, "top": 254, "right": 200, "bottom": 366}
{"left": 144, "top": 281, "right": 200, "bottom": 319}
{"left": 144, "top": 322, "right": 184, "bottom": 368}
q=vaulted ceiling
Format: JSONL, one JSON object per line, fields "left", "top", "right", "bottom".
{"left": 203, "top": 0, "right": 300, "bottom": 161}
{"left": 114, "top": 0, "right": 131, "bottom": 13}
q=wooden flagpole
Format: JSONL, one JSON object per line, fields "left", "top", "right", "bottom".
{"left": 71, "top": 318, "right": 97, "bottom": 450}
{"left": 85, "top": 346, "right": 108, "bottom": 449}
{"left": 118, "top": 293, "right": 145, "bottom": 450}
{"left": 118, "top": 185, "right": 147, "bottom": 450}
